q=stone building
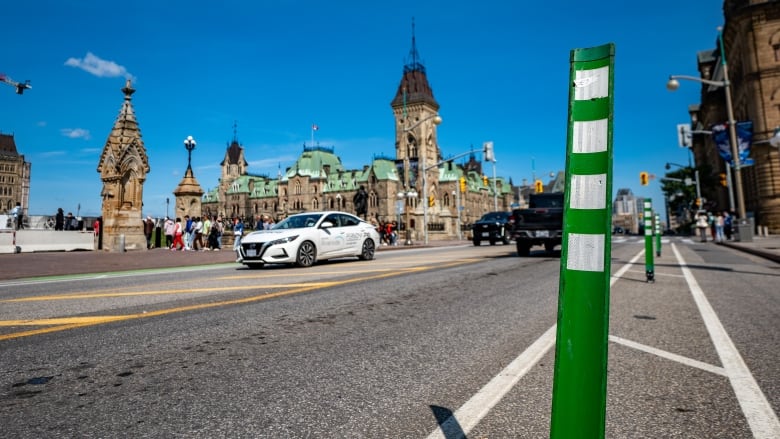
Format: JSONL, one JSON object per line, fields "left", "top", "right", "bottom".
{"left": 685, "top": 0, "right": 780, "bottom": 233}
{"left": 0, "top": 132, "right": 31, "bottom": 224}
{"left": 96, "top": 80, "right": 150, "bottom": 251}
{"left": 201, "top": 34, "right": 515, "bottom": 240}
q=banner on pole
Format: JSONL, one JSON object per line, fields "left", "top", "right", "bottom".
{"left": 711, "top": 121, "right": 753, "bottom": 165}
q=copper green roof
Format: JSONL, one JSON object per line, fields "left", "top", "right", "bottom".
{"left": 285, "top": 145, "right": 344, "bottom": 179}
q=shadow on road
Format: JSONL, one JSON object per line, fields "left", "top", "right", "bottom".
{"left": 429, "top": 405, "right": 466, "bottom": 439}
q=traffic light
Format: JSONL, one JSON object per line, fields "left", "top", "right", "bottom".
{"left": 695, "top": 198, "right": 701, "bottom": 208}
{"left": 640, "top": 171, "right": 649, "bottom": 186}
{"left": 719, "top": 173, "right": 727, "bottom": 187}
{"left": 483, "top": 141, "right": 495, "bottom": 162}
{"left": 534, "top": 180, "right": 544, "bottom": 193}
{"left": 482, "top": 175, "right": 489, "bottom": 186}
{"left": 428, "top": 195, "right": 435, "bottom": 207}
{"left": 459, "top": 177, "right": 467, "bottom": 193}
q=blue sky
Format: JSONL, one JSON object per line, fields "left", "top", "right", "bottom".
{"left": 2, "top": 1, "right": 724, "bottom": 222}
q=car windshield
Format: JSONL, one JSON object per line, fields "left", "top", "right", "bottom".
{"left": 273, "top": 213, "right": 323, "bottom": 229}
{"left": 529, "top": 195, "right": 563, "bottom": 208}
{"left": 480, "top": 212, "right": 507, "bottom": 221}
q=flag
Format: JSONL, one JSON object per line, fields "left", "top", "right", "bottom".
{"left": 312, "top": 124, "right": 319, "bottom": 131}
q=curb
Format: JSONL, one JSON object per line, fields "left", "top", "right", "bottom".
{"left": 718, "top": 241, "right": 780, "bottom": 264}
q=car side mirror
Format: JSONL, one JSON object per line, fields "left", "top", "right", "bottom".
{"left": 320, "top": 221, "right": 334, "bottom": 229}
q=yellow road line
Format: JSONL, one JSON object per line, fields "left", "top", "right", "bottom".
{"left": 0, "top": 316, "right": 129, "bottom": 326}
{"left": 2, "top": 282, "right": 340, "bottom": 302}
{"left": 0, "top": 259, "right": 472, "bottom": 341}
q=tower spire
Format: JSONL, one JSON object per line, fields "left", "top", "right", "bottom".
{"left": 405, "top": 17, "right": 425, "bottom": 74}
{"left": 232, "top": 120, "right": 238, "bottom": 143}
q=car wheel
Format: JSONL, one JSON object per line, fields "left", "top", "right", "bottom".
{"left": 473, "top": 239, "right": 481, "bottom": 246}
{"left": 358, "top": 239, "right": 375, "bottom": 260}
{"left": 517, "top": 242, "right": 531, "bottom": 257}
{"left": 544, "top": 242, "right": 556, "bottom": 253}
{"left": 296, "top": 241, "right": 316, "bottom": 267}
{"left": 489, "top": 239, "right": 496, "bottom": 245}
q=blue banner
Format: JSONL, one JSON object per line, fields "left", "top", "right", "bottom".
{"left": 711, "top": 121, "right": 753, "bottom": 165}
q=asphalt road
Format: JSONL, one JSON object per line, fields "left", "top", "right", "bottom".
{"left": 0, "top": 238, "right": 777, "bottom": 438}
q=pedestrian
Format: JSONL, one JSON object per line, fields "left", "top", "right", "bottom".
{"left": 202, "top": 216, "right": 212, "bottom": 250}
{"left": 55, "top": 208, "right": 65, "bottom": 231}
{"left": 193, "top": 216, "right": 204, "bottom": 250}
{"left": 163, "top": 216, "right": 175, "bottom": 248}
{"left": 216, "top": 216, "right": 224, "bottom": 249}
{"left": 143, "top": 216, "right": 154, "bottom": 249}
{"left": 233, "top": 217, "right": 245, "bottom": 262}
{"left": 11, "top": 202, "right": 23, "bottom": 230}
{"left": 171, "top": 218, "right": 185, "bottom": 251}
{"left": 183, "top": 215, "right": 193, "bottom": 250}
{"left": 64, "top": 212, "right": 74, "bottom": 230}
{"left": 723, "top": 211, "right": 733, "bottom": 241}
{"left": 695, "top": 211, "right": 709, "bottom": 242}
{"left": 715, "top": 212, "right": 725, "bottom": 243}
{"left": 708, "top": 212, "right": 716, "bottom": 241}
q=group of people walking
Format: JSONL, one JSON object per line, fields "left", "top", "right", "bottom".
{"left": 163, "top": 215, "right": 226, "bottom": 252}
{"left": 695, "top": 210, "right": 735, "bottom": 243}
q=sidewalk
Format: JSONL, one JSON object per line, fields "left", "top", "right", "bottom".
{"left": 717, "top": 234, "right": 780, "bottom": 263}
{"left": 0, "top": 239, "right": 468, "bottom": 282}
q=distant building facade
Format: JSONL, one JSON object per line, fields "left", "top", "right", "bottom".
{"left": 0, "top": 132, "right": 31, "bottom": 224}
{"left": 612, "top": 188, "right": 641, "bottom": 234}
{"left": 685, "top": 0, "right": 780, "bottom": 233}
{"left": 200, "top": 34, "right": 515, "bottom": 240}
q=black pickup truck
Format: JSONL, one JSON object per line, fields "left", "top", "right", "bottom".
{"left": 511, "top": 192, "right": 564, "bottom": 256}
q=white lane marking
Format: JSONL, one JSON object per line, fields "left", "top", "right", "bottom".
{"left": 672, "top": 243, "right": 780, "bottom": 438}
{"left": 426, "top": 325, "right": 557, "bottom": 439}
{"left": 427, "top": 248, "right": 645, "bottom": 438}
{"left": 609, "top": 335, "right": 726, "bottom": 377}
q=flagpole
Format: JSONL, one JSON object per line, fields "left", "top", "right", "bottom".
{"left": 311, "top": 124, "right": 314, "bottom": 147}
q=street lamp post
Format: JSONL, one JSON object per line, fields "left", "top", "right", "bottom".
{"left": 403, "top": 113, "right": 442, "bottom": 245}
{"left": 453, "top": 190, "right": 462, "bottom": 240}
{"left": 667, "top": 26, "right": 751, "bottom": 241}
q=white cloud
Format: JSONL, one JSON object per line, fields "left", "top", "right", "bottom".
{"left": 61, "top": 128, "right": 91, "bottom": 140}
{"left": 64, "top": 52, "right": 134, "bottom": 80}
{"left": 40, "top": 151, "right": 66, "bottom": 158}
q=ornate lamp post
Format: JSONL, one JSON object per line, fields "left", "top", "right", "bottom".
{"left": 667, "top": 26, "right": 751, "bottom": 241}
{"left": 398, "top": 183, "right": 418, "bottom": 246}
{"left": 184, "top": 135, "right": 196, "bottom": 172}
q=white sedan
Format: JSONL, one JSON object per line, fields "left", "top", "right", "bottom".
{"left": 237, "top": 211, "right": 380, "bottom": 268}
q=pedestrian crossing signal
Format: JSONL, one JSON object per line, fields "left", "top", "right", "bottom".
{"left": 640, "top": 171, "right": 649, "bottom": 186}
{"left": 719, "top": 173, "right": 727, "bottom": 187}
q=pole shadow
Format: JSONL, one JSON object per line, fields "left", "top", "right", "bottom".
{"left": 429, "top": 405, "right": 468, "bottom": 439}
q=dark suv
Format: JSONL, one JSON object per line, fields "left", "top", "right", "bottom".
{"left": 472, "top": 211, "right": 513, "bottom": 246}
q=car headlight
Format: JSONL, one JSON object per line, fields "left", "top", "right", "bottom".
{"left": 268, "top": 235, "right": 299, "bottom": 246}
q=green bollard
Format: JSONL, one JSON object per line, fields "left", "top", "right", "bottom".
{"left": 550, "top": 42, "right": 614, "bottom": 439}
{"left": 655, "top": 213, "right": 661, "bottom": 257}
{"left": 644, "top": 200, "right": 654, "bottom": 282}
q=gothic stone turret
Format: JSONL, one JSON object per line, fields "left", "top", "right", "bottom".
{"left": 96, "top": 80, "right": 150, "bottom": 251}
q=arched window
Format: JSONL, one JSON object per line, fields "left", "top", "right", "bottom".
{"left": 295, "top": 181, "right": 302, "bottom": 195}
{"left": 771, "top": 30, "right": 780, "bottom": 62}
